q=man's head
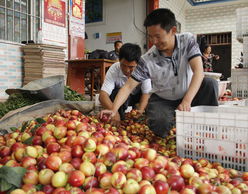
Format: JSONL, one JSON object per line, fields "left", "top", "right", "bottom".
{"left": 114, "top": 40, "right": 123, "bottom": 53}
{"left": 119, "top": 43, "right": 141, "bottom": 77}
{"left": 144, "top": 8, "right": 177, "bottom": 52}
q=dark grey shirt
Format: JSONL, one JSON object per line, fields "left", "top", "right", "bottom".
{"left": 131, "top": 32, "right": 202, "bottom": 100}
{"left": 108, "top": 50, "right": 119, "bottom": 60}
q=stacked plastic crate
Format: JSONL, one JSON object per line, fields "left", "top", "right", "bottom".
{"left": 231, "top": 7, "right": 248, "bottom": 99}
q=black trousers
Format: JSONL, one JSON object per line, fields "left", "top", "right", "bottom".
{"left": 110, "top": 87, "right": 141, "bottom": 120}
{"left": 146, "top": 77, "right": 219, "bottom": 138}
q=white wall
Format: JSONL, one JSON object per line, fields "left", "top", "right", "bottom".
{"left": 159, "top": 0, "right": 190, "bottom": 33}
{"left": 0, "top": 41, "right": 23, "bottom": 100}
{"left": 85, "top": 0, "right": 147, "bottom": 53}
{"left": 185, "top": 1, "right": 248, "bottom": 67}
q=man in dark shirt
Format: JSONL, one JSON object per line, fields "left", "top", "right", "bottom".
{"left": 108, "top": 40, "right": 123, "bottom": 60}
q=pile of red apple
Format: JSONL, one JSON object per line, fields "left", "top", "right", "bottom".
{"left": 121, "top": 110, "right": 176, "bottom": 157}
{"left": 0, "top": 109, "right": 248, "bottom": 194}
{"left": 218, "top": 89, "right": 242, "bottom": 102}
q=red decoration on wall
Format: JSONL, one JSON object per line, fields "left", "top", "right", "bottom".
{"left": 44, "top": 0, "right": 66, "bottom": 27}
{"left": 72, "top": 0, "right": 83, "bottom": 19}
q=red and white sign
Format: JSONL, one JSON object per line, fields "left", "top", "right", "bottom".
{"left": 72, "top": 0, "right": 83, "bottom": 19}
{"left": 44, "top": 0, "right": 66, "bottom": 27}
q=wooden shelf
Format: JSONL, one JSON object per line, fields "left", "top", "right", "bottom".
{"left": 198, "top": 32, "right": 232, "bottom": 46}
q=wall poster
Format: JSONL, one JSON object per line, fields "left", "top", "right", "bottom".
{"left": 44, "top": 0, "right": 66, "bottom": 27}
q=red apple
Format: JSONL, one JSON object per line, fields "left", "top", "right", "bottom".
{"left": 111, "top": 172, "right": 126, "bottom": 189}
{"left": 95, "top": 162, "right": 107, "bottom": 177}
{"left": 99, "top": 172, "right": 112, "bottom": 189}
{"left": 73, "top": 136, "right": 87, "bottom": 146}
{"left": 196, "top": 183, "right": 213, "bottom": 194}
{"left": 82, "top": 152, "right": 97, "bottom": 164}
{"left": 96, "top": 144, "right": 109, "bottom": 156}
{"left": 38, "top": 168, "right": 54, "bottom": 185}
{"left": 66, "top": 120, "right": 77, "bottom": 130}
{"left": 142, "top": 148, "right": 157, "bottom": 161}
{"left": 22, "top": 156, "right": 37, "bottom": 168}
{"left": 84, "top": 138, "right": 96, "bottom": 152}
{"left": 104, "top": 187, "right": 120, "bottom": 194}
{"left": 45, "top": 155, "right": 62, "bottom": 171}
{"left": 79, "top": 161, "right": 96, "bottom": 176}
{"left": 0, "top": 146, "right": 11, "bottom": 157}
{"left": 111, "top": 160, "right": 128, "bottom": 174}
{"left": 123, "top": 179, "right": 140, "bottom": 194}
{"left": 46, "top": 143, "right": 60, "bottom": 154}
{"left": 138, "top": 184, "right": 156, "bottom": 194}
{"left": 167, "top": 175, "right": 185, "bottom": 192}
{"left": 153, "top": 180, "right": 169, "bottom": 194}
{"left": 53, "top": 126, "right": 67, "bottom": 139}
{"left": 68, "top": 170, "right": 85, "bottom": 187}
{"left": 127, "top": 168, "right": 142, "bottom": 182}
{"left": 134, "top": 158, "right": 149, "bottom": 169}
{"left": 71, "top": 145, "right": 84, "bottom": 158}
{"left": 23, "top": 170, "right": 39, "bottom": 185}
{"left": 76, "top": 123, "right": 89, "bottom": 132}
{"left": 83, "top": 177, "right": 99, "bottom": 190}
{"left": 70, "top": 158, "right": 82, "bottom": 170}
{"left": 36, "top": 126, "right": 48, "bottom": 136}
{"left": 42, "top": 184, "right": 55, "bottom": 194}
{"left": 103, "top": 152, "right": 117, "bottom": 167}
{"left": 59, "top": 162, "right": 75, "bottom": 174}
{"left": 32, "top": 136, "right": 43, "bottom": 145}
{"left": 140, "top": 166, "right": 155, "bottom": 181}
{"left": 58, "top": 151, "right": 72, "bottom": 163}
{"left": 180, "top": 164, "right": 195, "bottom": 179}
{"left": 22, "top": 183, "right": 36, "bottom": 193}
{"left": 51, "top": 171, "right": 68, "bottom": 188}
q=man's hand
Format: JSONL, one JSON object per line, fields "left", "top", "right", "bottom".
{"left": 99, "top": 110, "right": 120, "bottom": 126}
{"left": 177, "top": 100, "right": 191, "bottom": 111}
{"left": 110, "top": 113, "right": 121, "bottom": 127}
{"left": 100, "top": 109, "right": 116, "bottom": 119}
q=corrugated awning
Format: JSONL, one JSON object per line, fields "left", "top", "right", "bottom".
{"left": 187, "top": 0, "right": 238, "bottom": 6}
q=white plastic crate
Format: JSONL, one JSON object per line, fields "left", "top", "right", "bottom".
{"left": 244, "top": 36, "right": 248, "bottom": 67}
{"left": 176, "top": 106, "right": 248, "bottom": 171}
{"left": 236, "top": 7, "right": 248, "bottom": 42}
{"left": 231, "top": 68, "right": 248, "bottom": 98}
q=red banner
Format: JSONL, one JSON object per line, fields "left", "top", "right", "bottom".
{"left": 44, "top": 0, "right": 66, "bottom": 27}
{"left": 72, "top": 0, "right": 83, "bottom": 19}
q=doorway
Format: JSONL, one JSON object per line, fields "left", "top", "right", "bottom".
{"left": 197, "top": 32, "right": 232, "bottom": 80}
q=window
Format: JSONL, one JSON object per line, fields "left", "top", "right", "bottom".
{"left": 0, "top": 0, "right": 41, "bottom": 43}
{"left": 85, "top": 0, "right": 103, "bottom": 24}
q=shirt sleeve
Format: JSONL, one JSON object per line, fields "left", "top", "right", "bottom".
{"left": 186, "top": 34, "right": 202, "bottom": 61}
{"left": 131, "top": 58, "right": 150, "bottom": 82}
{"left": 100, "top": 64, "right": 116, "bottom": 95}
{"left": 141, "top": 78, "right": 152, "bottom": 94}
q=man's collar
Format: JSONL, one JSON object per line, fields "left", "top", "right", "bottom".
{"left": 154, "top": 35, "right": 179, "bottom": 57}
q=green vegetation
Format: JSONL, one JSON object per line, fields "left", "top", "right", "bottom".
{"left": 0, "top": 86, "right": 86, "bottom": 119}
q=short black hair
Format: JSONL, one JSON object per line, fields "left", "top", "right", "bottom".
{"left": 144, "top": 8, "right": 176, "bottom": 32}
{"left": 204, "top": 44, "right": 211, "bottom": 50}
{"left": 114, "top": 40, "right": 123, "bottom": 47}
{"left": 119, "top": 43, "right": 141, "bottom": 63}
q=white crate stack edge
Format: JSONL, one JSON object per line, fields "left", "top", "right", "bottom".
{"left": 231, "top": 68, "right": 248, "bottom": 98}
{"left": 236, "top": 7, "right": 248, "bottom": 43}
{"left": 176, "top": 106, "right": 248, "bottom": 171}
{"left": 244, "top": 36, "right": 248, "bottom": 67}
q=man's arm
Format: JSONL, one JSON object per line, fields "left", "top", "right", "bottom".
{"left": 100, "top": 77, "right": 140, "bottom": 118}
{"left": 178, "top": 56, "right": 204, "bottom": 111}
{"left": 99, "top": 90, "right": 121, "bottom": 125}
{"left": 99, "top": 90, "right": 114, "bottom": 109}
{"left": 137, "top": 93, "right": 150, "bottom": 114}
